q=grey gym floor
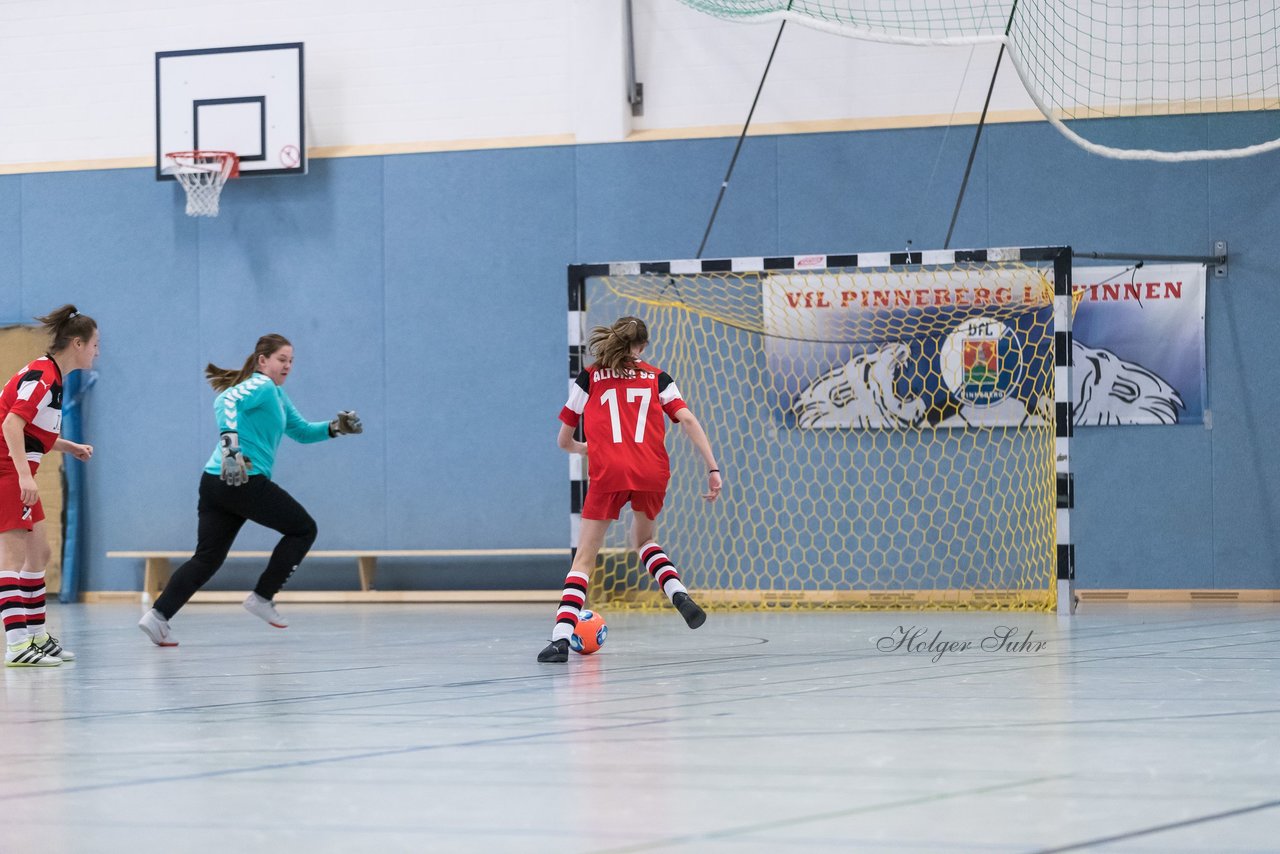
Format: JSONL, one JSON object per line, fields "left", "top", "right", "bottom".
{"left": 2, "top": 602, "right": 1277, "bottom": 853}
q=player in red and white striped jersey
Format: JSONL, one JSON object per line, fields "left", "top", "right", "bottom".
{"left": 1, "top": 305, "right": 97, "bottom": 667}
{"left": 538, "top": 316, "right": 722, "bottom": 663}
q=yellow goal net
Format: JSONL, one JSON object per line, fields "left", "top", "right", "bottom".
{"left": 567, "top": 248, "right": 1074, "bottom": 612}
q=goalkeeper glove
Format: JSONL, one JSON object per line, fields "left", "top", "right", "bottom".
{"left": 330, "top": 410, "right": 363, "bottom": 436}
{"left": 219, "top": 432, "right": 250, "bottom": 486}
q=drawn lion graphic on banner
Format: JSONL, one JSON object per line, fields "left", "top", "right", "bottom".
{"left": 792, "top": 343, "right": 928, "bottom": 429}
{"left": 792, "top": 340, "right": 1183, "bottom": 428}
{"left": 1072, "top": 342, "right": 1184, "bottom": 425}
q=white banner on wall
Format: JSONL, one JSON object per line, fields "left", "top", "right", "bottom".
{"left": 763, "top": 267, "right": 1055, "bottom": 429}
{"left": 763, "top": 263, "right": 1206, "bottom": 429}
{"left": 1071, "top": 263, "right": 1206, "bottom": 426}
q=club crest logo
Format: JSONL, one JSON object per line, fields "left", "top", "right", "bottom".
{"left": 941, "top": 317, "right": 1024, "bottom": 407}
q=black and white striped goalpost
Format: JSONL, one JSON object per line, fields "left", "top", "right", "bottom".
{"left": 1047, "top": 247, "right": 1077, "bottom": 616}
{"left": 566, "top": 265, "right": 590, "bottom": 558}
{"left": 565, "top": 246, "right": 1076, "bottom": 615}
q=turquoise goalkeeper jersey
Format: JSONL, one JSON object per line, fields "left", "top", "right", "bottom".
{"left": 203, "top": 372, "right": 330, "bottom": 480}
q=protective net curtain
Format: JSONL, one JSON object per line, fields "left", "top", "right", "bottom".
{"left": 677, "top": 0, "right": 1280, "bottom": 161}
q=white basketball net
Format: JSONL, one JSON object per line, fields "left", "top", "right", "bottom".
{"left": 167, "top": 152, "right": 237, "bottom": 217}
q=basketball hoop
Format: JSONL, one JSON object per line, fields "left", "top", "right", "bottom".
{"left": 165, "top": 151, "right": 239, "bottom": 217}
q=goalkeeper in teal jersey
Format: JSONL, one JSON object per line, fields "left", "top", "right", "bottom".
{"left": 138, "top": 334, "right": 363, "bottom": 647}
{"left": 200, "top": 367, "right": 329, "bottom": 480}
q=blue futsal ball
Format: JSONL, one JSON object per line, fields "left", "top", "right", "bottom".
{"left": 570, "top": 610, "right": 608, "bottom": 654}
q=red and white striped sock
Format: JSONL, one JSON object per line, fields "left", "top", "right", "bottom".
{"left": 639, "top": 542, "right": 687, "bottom": 603}
{"left": 19, "top": 571, "right": 46, "bottom": 640}
{"left": 1, "top": 570, "right": 28, "bottom": 647}
{"left": 552, "top": 569, "right": 589, "bottom": 642}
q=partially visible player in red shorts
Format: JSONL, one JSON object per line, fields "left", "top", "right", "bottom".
{"left": 538, "top": 316, "right": 722, "bottom": 663}
{"left": 2, "top": 305, "right": 98, "bottom": 667}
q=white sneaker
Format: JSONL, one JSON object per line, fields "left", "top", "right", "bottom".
{"left": 138, "top": 609, "right": 179, "bottom": 647}
{"left": 31, "top": 633, "right": 75, "bottom": 661}
{"left": 243, "top": 593, "right": 288, "bottom": 628}
{"left": 5, "top": 639, "right": 61, "bottom": 667}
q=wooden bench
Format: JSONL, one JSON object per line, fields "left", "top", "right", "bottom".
{"left": 106, "top": 548, "right": 571, "bottom": 604}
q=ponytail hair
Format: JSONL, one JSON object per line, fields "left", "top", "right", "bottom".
{"left": 35, "top": 304, "right": 97, "bottom": 353}
{"left": 205, "top": 333, "right": 292, "bottom": 392}
{"left": 588, "top": 315, "right": 649, "bottom": 375}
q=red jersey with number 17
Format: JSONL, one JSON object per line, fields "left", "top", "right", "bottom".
{"left": 559, "top": 361, "right": 688, "bottom": 493}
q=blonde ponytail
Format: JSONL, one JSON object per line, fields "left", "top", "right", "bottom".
{"left": 588, "top": 315, "right": 649, "bottom": 375}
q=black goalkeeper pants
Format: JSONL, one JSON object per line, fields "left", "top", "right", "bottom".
{"left": 154, "top": 473, "right": 318, "bottom": 619}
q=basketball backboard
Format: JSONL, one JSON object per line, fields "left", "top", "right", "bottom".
{"left": 156, "top": 43, "right": 305, "bottom": 180}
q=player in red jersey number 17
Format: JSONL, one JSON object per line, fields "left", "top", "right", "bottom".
{"left": 538, "top": 316, "right": 721, "bottom": 663}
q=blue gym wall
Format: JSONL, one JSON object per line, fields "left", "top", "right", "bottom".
{"left": 1, "top": 114, "right": 1277, "bottom": 592}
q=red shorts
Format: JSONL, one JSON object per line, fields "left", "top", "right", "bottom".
{"left": 582, "top": 489, "right": 666, "bottom": 522}
{"left": 0, "top": 462, "right": 43, "bottom": 533}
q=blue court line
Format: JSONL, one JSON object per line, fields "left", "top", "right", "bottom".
{"left": 591, "top": 774, "right": 1067, "bottom": 853}
{"left": 0, "top": 715, "right": 680, "bottom": 803}
{"left": 1030, "top": 796, "right": 1280, "bottom": 853}
{"left": 47, "top": 629, "right": 1269, "bottom": 732}
{"left": 18, "top": 626, "right": 1278, "bottom": 731}
{"left": 540, "top": 635, "right": 1280, "bottom": 722}
{"left": 592, "top": 706, "right": 1280, "bottom": 744}
{"left": 16, "top": 650, "right": 770, "bottom": 725}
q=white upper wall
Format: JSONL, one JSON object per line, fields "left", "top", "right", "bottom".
{"left": 634, "top": 1, "right": 1032, "bottom": 131}
{"left": 0, "top": 0, "right": 1038, "bottom": 169}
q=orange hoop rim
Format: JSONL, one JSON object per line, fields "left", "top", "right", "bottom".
{"left": 165, "top": 150, "right": 240, "bottom": 178}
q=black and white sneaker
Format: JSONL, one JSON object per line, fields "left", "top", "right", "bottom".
{"left": 537, "top": 638, "right": 570, "bottom": 663}
{"left": 673, "top": 592, "right": 706, "bottom": 629}
{"left": 5, "top": 639, "right": 61, "bottom": 667}
{"left": 32, "top": 633, "right": 74, "bottom": 662}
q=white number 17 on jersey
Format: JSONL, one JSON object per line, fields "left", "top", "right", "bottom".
{"left": 599, "top": 387, "right": 651, "bottom": 443}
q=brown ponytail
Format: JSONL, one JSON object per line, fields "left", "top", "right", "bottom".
{"left": 588, "top": 315, "right": 649, "bottom": 375}
{"left": 35, "top": 304, "right": 97, "bottom": 353}
{"left": 205, "top": 333, "right": 291, "bottom": 392}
